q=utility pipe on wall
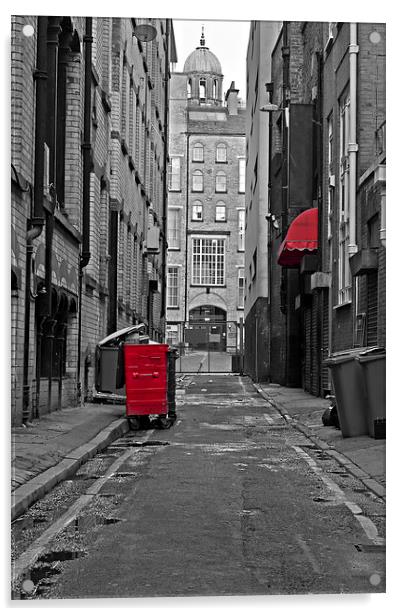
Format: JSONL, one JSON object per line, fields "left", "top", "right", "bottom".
{"left": 348, "top": 23, "right": 359, "bottom": 256}
{"left": 22, "top": 16, "right": 47, "bottom": 423}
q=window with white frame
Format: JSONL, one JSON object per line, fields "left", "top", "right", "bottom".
{"left": 192, "top": 169, "right": 203, "bottom": 192}
{"left": 215, "top": 201, "right": 226, "bottom": 221}
{"left": 167, "top": 267, "right": 179, "bottom": 307}
{"left": 238, "top": 267, "right": 245, "bottom": 308}
{"left": 216, "top": 143, "right": 227, "bottom": 162}
{"left": 215, "top": 170, "right": 227, "bottom": 192}
{"left": 238, "top": 158, "right": 246, "bottom": 193}
{"left": 168, "top": 157, "right": 181, "bottom": 191}
{"left": 192, "top": 237, "right": 225, "bottom": 286}
{"left": 167, "top": 208, "right": 181, "bottom": 249}
{"left": 237, "top": 209, "right": 245, "bottom": 251}
{"left": 192, "top": 200, "right": 203, "bottom": 221}
{"left": 338, "top": 94, "right": 352, "bottom": 304}
{"left": 192, "top": 142, "right": 204, "bottom": 162}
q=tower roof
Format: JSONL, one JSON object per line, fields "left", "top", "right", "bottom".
{"left": 183, "top": 28, "right": 222, "bottom": 75}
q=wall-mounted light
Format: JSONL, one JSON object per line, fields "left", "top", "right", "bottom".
{"left": 266, "top": 212, "right": 281, "bottom": 233}
{"left": 132, "top": 23, "right": 157, "bottom": 43}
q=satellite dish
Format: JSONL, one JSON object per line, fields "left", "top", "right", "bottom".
{"left": 133, "top": 24, "right": 157, "bottom": 42}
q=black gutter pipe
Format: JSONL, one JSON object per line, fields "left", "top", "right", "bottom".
{"left": 77, "top": 17, "right": 92, "bottom": 403}
{"left": 22, "top": 16, "right": 47, "bottom": 424}
{"left": 160, "top": 18, "right": 170, "bottom": 325}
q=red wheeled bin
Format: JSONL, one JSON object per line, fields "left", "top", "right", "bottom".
{"left": 123, "top": 343, "right": 170, "bottom": 429}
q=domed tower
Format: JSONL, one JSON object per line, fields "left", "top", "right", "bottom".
{"left": 183, "top": 28, "right": 223, "bottom": 106}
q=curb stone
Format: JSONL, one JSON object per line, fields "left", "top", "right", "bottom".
{"left": 11, "top": 417, "right": 129, "bottom": 521}
{"left": 253, "top": 383, "right": 386, "bottom": 502}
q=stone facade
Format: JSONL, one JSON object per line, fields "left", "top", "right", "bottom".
{"left": 166, "top": 37, "right": 246, "bottom": 348}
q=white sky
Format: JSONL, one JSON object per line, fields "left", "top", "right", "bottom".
{"left": 172, "top": 19, "right": 251, "bottom": 103}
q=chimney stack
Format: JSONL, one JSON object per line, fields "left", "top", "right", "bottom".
{"left": 225, "top": 81, "right": 239, "bottom": 115}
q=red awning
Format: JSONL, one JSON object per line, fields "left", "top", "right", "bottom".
{"left": 277, "top": 208, "right": 318, "bottom": 267}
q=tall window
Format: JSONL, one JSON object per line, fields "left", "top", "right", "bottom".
{"left": 192, "top": 200, "right": 203, "bottom": 221}
{"left": 199, "top": 79, "right": 206, "bottom": 100}
{"left": 167, "top": 208, "right": 181, "bottom": 249}
{"left": 216, "top": 143, "right": 227, "bottom": 162}
{"left": 192, "top": 237, "right": 225, "bottom": 286}
{"left": 215, "top": 201, "right": 226, "bottom": 221}
{"left": 167, "top": 267, "right": 179, "bottom": 307}
{"left": 192, "top": 142, "right": 204, "bottom": 162}
{"left": 187, "top": 79, "right": 192, "bottom": 99}
{"left": 213, "top": 79, "right": 218, "bottom": 99}
{"left": 237, "top": 209, "right": 245, "bottom": 251}
{"left": 192, "top": 169, "right": 204, "bottom": 192}
{"left": 238, "top": 158, "right": 246, "bottom": 193}
{"left": 238, "top": 267, "right": 245, "bottom": 308}
{"left": 168, "top": 157, "right": 181, "bottom": 191}
{"left": 338, "top": 94, "right": 351, "bottom": 304}
{"left": 215, "top": 171, "right": 227, "bottom": 193}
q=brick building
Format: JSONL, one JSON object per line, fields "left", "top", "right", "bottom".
{"left": 11, "top": 16, "right": 176, "bottom": 425}
{"left": 166, "top": 31, "right": 246, "bottom": 354}
{"left": 245, "top": 21, "right": 386, "bottom": 398}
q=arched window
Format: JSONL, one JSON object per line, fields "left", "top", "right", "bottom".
{"left": 192, "top": 200, "right": 203, "bottom": 221}
{"left": 192, "top": 142, "right": 204, "bottom": 162}
{"left": 199, "top": 79, "right": 206, "bottom": 100}
{"left": 192, "top": 169, "right": 204, "bottom": 192}
{"left": 215, "top": 201, "right": 226, "bottom": 221}
{"left": 212, "top": 79, "right": 218, "bottom": 99}
{"left": 215, "top": 171, "right": 227, "bottom": 193}
{"left": 187, "top": 79, "right": 192, "bottom": 99}
{"left": 216, "top": 143, "right": 227, "bottom": 163}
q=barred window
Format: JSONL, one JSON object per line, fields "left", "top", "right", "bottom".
{"left": 192, "top": 237, "right": 225, "bottom": 286}
{"left": 167, "top": 267, "right": 179, "bottom": 307}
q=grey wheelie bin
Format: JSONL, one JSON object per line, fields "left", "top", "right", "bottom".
{"left": 94, "top": 324, "right": 149, "bottom": 402}
{"left": 356, "top": 347, "right": 386, "bottom": 439}
{"left": 324, "top": 349, "right": 369, "bottom": 438}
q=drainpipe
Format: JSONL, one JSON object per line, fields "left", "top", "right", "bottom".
{"left": 22, "top": 17, "right": 47, "bottom": 424}
{"left": 77, "top": 17, "right": 92, "bottom": 404}
{"left": 184, "top": 132, "right": 190, "bottom": 323}
{"left": 348, "top": 23, "right": 359, "bottom": 257}
{"left": 160, "top": 18, "right": 170, "bottom": 329}
{"left": 281, "top": 22, "right": 290, "bottom": 384}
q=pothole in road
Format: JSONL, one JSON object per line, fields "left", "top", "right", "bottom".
{"left": 14, "top": 549, "right": 88, "bottom": 599}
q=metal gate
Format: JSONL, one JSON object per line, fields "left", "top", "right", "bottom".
{"left": 166, "top": 321, "right": 243, "bottom": 373}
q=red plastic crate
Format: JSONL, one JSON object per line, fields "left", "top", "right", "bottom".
{"left": 123, "top": 343, "right": 169, "bottom": 416}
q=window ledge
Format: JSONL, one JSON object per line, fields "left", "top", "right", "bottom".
{"left": 333, "top": 300, "right": 352, "bottom": 310}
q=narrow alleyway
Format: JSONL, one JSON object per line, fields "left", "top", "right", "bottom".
{"left": 11, "top": 375, "right": 385, "bottom": 599}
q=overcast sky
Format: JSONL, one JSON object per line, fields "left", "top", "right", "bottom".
{"left": 172, "top": 19, "right": 251, "bottom": 103}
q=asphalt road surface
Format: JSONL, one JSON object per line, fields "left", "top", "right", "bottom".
{"left": 11, "top": 374, "right": 385, "bottom": 599}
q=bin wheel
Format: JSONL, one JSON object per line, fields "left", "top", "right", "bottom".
{"left": 128, "top": 416, "right": 140, "bottom": 430}
{"left": 157, "top": 415, "right": 171, "bottom": 430}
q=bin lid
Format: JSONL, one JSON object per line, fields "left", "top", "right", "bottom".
{"left": 323, "top": 346, "right": 380, "bottom": 366}
{"left": 357, "top": 346, "right": 386, "bottom": 363}
{"left": 98, "top": 324, "right": 147, "bottom": 347}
